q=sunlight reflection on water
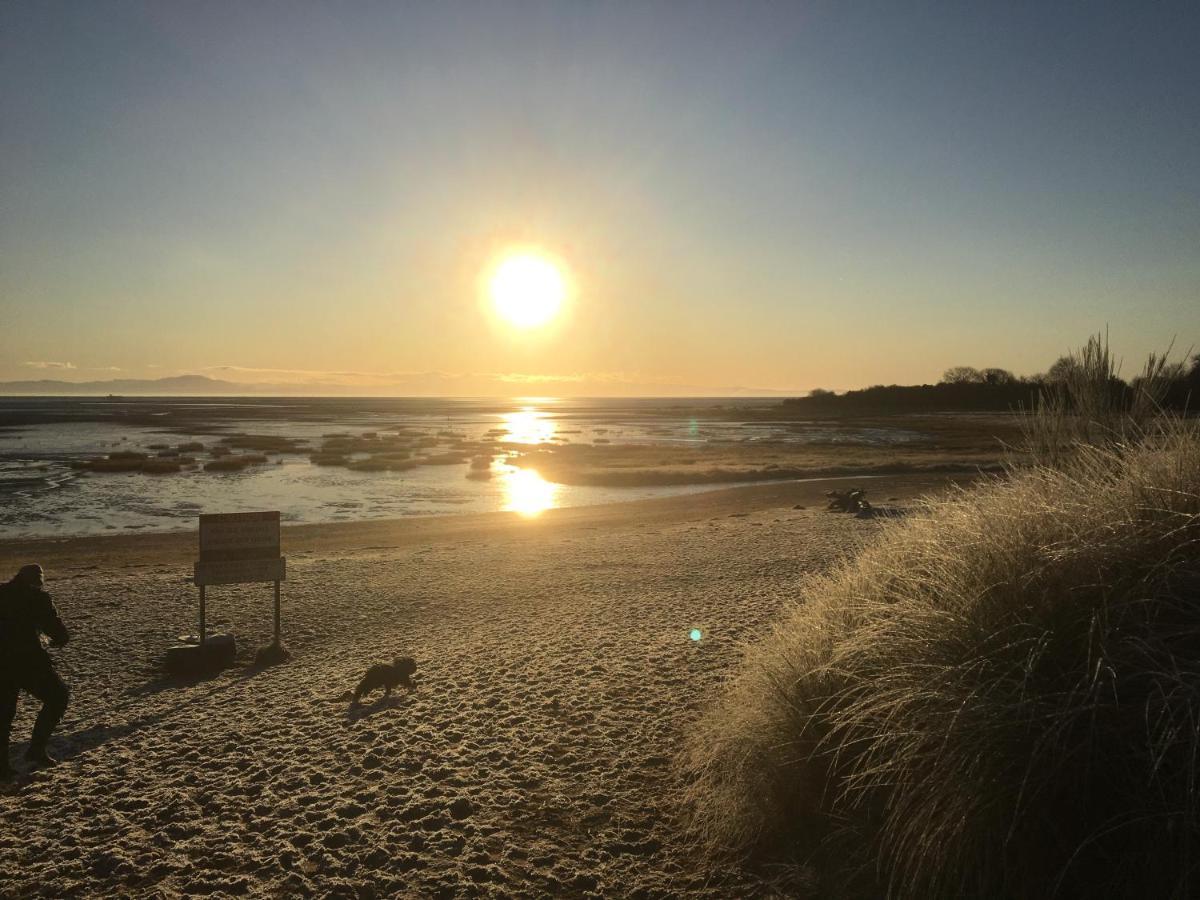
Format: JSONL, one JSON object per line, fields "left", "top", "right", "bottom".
{"left": 502, "top": 406, "right": 557, "bottom": 444}
{"left": 503, "top": 467, "right": 558, "bottom": 516}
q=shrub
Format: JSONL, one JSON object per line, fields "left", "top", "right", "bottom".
{"left": 680, "top": 422, "right": 1200, "bottom": 898}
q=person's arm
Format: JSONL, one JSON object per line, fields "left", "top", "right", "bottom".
{"left": 35, "top": 591, "right": 69, "bottom": 647}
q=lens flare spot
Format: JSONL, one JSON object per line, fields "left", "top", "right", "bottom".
{"left": 690, "top": 628, "right": 703, "bottom": 642}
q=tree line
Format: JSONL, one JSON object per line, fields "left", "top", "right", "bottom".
{"left": 787, "top": 352, "right": 1200, "bottom": 414}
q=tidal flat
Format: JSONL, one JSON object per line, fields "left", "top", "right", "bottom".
{"left": 0, "top": 397, "right": 1016, "bottom": 538}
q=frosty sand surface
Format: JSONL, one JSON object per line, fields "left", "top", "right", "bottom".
{"left": 0, "top": 474, "right": 965, "bottom": 897}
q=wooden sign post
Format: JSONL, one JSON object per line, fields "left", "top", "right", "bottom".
{"left": 178, "top": 512, "right": 286, "bottom": 668}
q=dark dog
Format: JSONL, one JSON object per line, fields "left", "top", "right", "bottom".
{"left": 347, "top": 657, "right": 417, "bottom": 706}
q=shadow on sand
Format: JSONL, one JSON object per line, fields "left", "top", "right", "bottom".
{"left": 344, "top": 692, "right": 411, "bottom": 723}
{"left": 128, "top": 647, "right": 287, "bottom": 698}
{"left": 3, "top": 707, "right": 174, "bottom": 786}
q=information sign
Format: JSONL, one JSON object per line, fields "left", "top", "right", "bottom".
{"left": 199, "top": 511, "right": 280, "bottom": 562}
{"left": 191, "top": 510, "right": 287, "bottom": 649}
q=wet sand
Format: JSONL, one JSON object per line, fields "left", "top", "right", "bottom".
{"left": 0, "top": 473, "right": 971, "bottom": 897}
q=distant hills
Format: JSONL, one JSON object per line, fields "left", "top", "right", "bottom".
{"left": 0, "top": 375, "right": 254, "bottom": 395}
{"left": 0, "top": 374, "right": 796, "bottom": 398}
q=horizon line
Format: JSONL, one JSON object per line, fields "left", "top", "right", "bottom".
{"left": 0, "top": 392, "right": 793, "bottom": 401}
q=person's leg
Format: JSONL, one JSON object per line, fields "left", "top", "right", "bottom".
{"left": 0, "top": 678, "right": 18, "bottom": 778}
{"left": 22, "top": 666, "right": 68, "bottom": 765}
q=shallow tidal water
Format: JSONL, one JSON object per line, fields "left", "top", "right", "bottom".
{"left": 0, "top": 397, "right": 921, "bottom": 538}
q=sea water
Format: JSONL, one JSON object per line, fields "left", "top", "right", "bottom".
{"left": 0, "top": 397, "right": 922, "bottom": 538}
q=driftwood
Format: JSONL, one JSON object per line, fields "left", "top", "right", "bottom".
{"left": 825, "top": 488, "right": 872, "bottom": 513}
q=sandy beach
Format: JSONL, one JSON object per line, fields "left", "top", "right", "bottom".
{"left": 0, "top": 474, "right": 966, "bottom": 898}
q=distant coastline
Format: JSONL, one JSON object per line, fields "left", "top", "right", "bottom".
{"left": 0, "top": 374, "right": 796, "bottom": 399}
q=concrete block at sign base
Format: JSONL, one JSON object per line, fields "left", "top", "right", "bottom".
{"left": 165, "top": 633, "right": 237, "bottom": 675}
{"left": 253, "top": 641, "right": 291, "bottom": 668}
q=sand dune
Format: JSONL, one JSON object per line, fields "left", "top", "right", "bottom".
{"left": 0, "top": 475, "right": 960, "bottom": 897}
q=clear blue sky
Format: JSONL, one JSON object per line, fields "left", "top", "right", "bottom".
{"left": 2, "top": 1, "right": 1197, "bottom": 394}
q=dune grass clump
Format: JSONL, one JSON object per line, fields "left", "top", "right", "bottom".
{"left": 680, "top": 423, "right": 1200, "bottom": 898}
{"left": 1018, "top": 331, "right": 1182, "bottom": 468}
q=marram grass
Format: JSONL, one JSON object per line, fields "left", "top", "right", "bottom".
{"left": 680, "top": 423, "right": 1200, "bottom": 898}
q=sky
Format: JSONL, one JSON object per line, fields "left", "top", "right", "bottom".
{"left": 2, "top": 1, "right": 1198, "bottom": 395}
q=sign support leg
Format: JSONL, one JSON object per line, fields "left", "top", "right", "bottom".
{"left": 199, "top": 584, "right": 206, "bottom": 647}
{"left": 273, "top": 580, "right": 281, "bottom": 645}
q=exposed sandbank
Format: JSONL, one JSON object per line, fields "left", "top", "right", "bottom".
{"left": 1, "top": 473, "right": 974, "bottom": 573}
{"left": 0, "top": 472, "right": 972, "bottom": 897}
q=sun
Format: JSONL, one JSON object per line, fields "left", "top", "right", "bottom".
{"left": 488, "top": 251, "right": 567, "bottom": 329}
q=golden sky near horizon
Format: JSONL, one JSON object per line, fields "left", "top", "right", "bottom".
{"left": 2, "top": 4, "right": 1197, "bottom": 395}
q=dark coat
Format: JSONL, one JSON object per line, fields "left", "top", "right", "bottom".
{"left": 0, "top": 579, "right": 69, "bottom": 667}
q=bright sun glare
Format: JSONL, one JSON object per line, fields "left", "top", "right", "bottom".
{"left": 489, "top": 252, "right": 566, "bottom": 329}
{"left": 502, "top": 407, "right": 556, "bottom": 444}
{"left": 504, "top": 468, "right": 557, "bottom": 517}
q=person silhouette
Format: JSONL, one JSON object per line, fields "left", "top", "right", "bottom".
{"left": 0, "top": 564, "right": 70, "bottom": 778}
